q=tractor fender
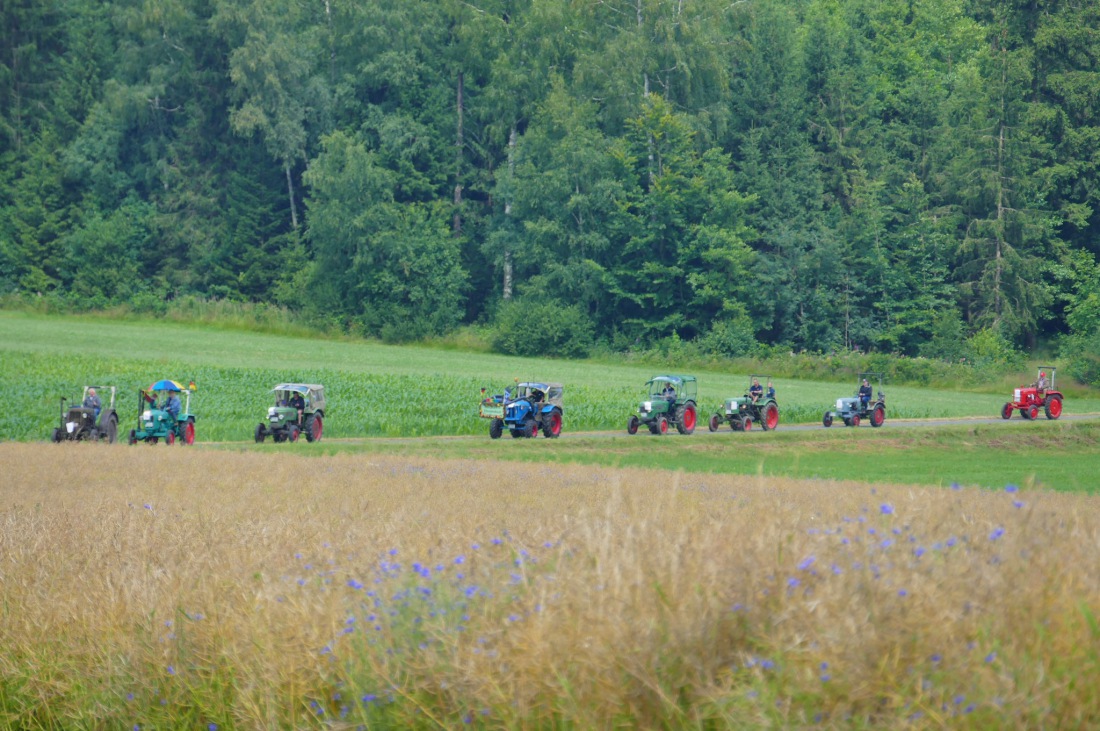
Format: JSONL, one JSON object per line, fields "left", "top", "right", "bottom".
{"left": 97, "top": 409, "right": 118, "bottom": 429}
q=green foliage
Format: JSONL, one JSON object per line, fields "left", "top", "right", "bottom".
{"left": 489, "top": 298, "right": 594, "bottom": 359}
{"left": 964, "top": 327, "right": 1025, "bottom": 372}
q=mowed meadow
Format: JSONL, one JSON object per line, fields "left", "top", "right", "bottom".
{"left": 6, "top": 312, "right": 1100, "bottom": 443}
{"left": 3, "top": 443, "right": 1099, "bottom": 729}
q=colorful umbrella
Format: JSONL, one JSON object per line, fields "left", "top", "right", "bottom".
{"left": 149, "top": 379, "right": 184, "bottom": 392}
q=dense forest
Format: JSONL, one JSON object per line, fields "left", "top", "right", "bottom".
{"left": 1, "top": 0, "right": 1099, "bottom": 367}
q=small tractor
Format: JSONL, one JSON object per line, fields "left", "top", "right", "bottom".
{"left": 708, "top": 375, "right": 779, "bottom": 432}
{"left": 128, "top": 380, "right": 197, "bottom": 445}
{"left": 255, "top": 383, "right": 326, "bottom": 442}
{"left": 823, "top": 372, "right": 886, "bottom": 428}
{"left": 626, "top": 375, "right": 698, "bottom": 435}
{"left": 50, "top": 386, "right": 120, "bottom": 443}
{"left": 1001, "top": 366, "right": 1063, "bottom": 421}
{"left": 479, "top": 381, "right": 563, "bottom": 439}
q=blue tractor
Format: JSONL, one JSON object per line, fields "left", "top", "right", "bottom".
{"left": 479, "top": 381, "right": 564, "bottom": 439}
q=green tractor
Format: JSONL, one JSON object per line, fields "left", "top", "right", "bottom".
{"left": 708, "top": 375, "right": 780, "bottom": 432}
{"left": 626, "top": 375, "right": 698, "bottom": 435}
{"left": 254, "top": 383, "right": 326, "bottom": 443}
{"left": 128, "top": 379, "right": 197, "bottom": 445}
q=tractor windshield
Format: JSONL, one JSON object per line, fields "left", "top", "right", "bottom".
{"left": 647, "top": 379, "right": 679, "bottom": 399}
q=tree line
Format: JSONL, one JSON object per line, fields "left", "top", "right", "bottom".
{"left": 1, "top": 0, "right": 1099, "bottom": 367}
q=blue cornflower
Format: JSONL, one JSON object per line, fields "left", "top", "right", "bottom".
{"left": 951, "top": 482, "right": 961, "bottom": 490}
{"left": 471, "top": 544, "right": 480, "bottom": 550}
{"left": 787, "top": 577, "right": 800, "bottom": 588}
{"left": 491, "top": 538, "right": 503, "bottom": 545}
{"left": 798, "top": 556, "right": 815, "bottom": 571}
{"left": 898, "top": 589, "right": 908, "bottom": 597}
{"left": 1014, "top": 500, "right": 1025, "bottom": 509}
{"left": 454, "top": 556, "right": 465, "bottom": 565}
{"left": 914, "top": 546, "right": 926, "bottom": 558}
{"left": 930, "top": 654, "right": 942, "bottom": 663}
{"left": 144, "top": 504, "right": 153, "bottom": 510}
{"left": 208, "top": 724, "right": 218, "bottom": 731}
{"left": 347, "top": 579, "right": 363, "bottom": 590}
{"left": 989, "top": 527, "right": 1005, "bottom": 541}
{"left": 1005, "top": 484, "right": 1018, "bottom": 493}
{"left": 881, "top": 504, "right": 894, "bottom": 515}
{"left": 985, "top": 651, "right": 997, "bottom": 663}
{"left": 167, "top": 665, "right": 175, "bottom": 675}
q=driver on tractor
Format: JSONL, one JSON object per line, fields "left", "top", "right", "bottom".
{"left": 662, "top": 383, "right": 677, "bottom": 403}
{"left": 83, "top": 388, "right": 101, "bottom": 419}
{"left": 161, "top": 391, "right": 182, "bottom": 420}
{"left": 859, "top": 379, "right": 872, "bottom": 407}
{"left": 289, "top": 390, "right": 305, "bottom": 425}
{"left": 1036, "top": 371, "right": 1048, "bottom": 392}
{"left": 749, "top": 378, "right": 763, "bottom": 402}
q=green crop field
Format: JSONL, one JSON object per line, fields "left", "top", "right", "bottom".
{"left": 5, "top": 311, "right": 1099, "bottom": 443}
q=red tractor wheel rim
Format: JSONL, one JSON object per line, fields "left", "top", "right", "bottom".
{"left": 1029, "top": 406, "right": 1038, "bottom": 420}
{"left": 313, "top": 417, "right": 323, "bottom": 440}
{"left": 550, "top": 412, "right": 562, "bottom": 435}
{"left": 709, "top": 414, "right": 720, "bottom": 431}
{"left": 660, "top": 419, "right": 668, "bottom": 434}
{"left": 744, "top": 418, "right": 752, "bottom": 431}
{"left": 1049, "top": 399, "right": 1062, "bottom": 417}
{"left": 183, "top": 422, "right": 195, "bottom": 445}
{"left": 166, "top": 431, "right": 175, "bottom": 445}
{"left": 683, "top": 406, "right": 696, "bottom": 431}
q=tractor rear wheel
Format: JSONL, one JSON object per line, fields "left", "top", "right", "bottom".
{"left": 676, "top": 404, "right": 697, "bottom": 435}
{"left": 543, "top": 410, "right": 563, "bottom": 438}
{"left": 182, "top": 420, "right": 195, "bottom": 445}
{"left": 708, "top": 414, "right": 721, "bottom": 432}
{"left": 1001, "top": 403, "right": 1013, "bottom": 420}
{"left": 105, "top": 415, "right": 118, "bottom": 444}
{"left": 1027, "top": 405, "right": 1039, "bottom": 420}
{"left": 305, "top": 414, "right": 323, "bottom": 442}
{"left": 822, "top": 412, "right": 833, "bottom": 428}
{"left": 489, "top": 418, "right": 503, "bottom": 439}
{"left": 627, "top": 416, "right": 640, "bottom": 435}
{"left": 870, "top": 404, "right": 885, "bottom": 428}
{"left": 655, "top": 415, "right": 669, "bottom": 435}
{"left": 1044, "top": 395, "right": 1063, "bottom": 420}
{"left": 255, "top": 423, "right": 266, "bottom": 443}
{"left": 761, "top": 403, "right": 779, "bottom": 431}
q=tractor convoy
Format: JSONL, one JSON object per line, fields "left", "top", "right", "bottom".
{"left": 46, "top": 367, "right": 1072, "bottom": 445}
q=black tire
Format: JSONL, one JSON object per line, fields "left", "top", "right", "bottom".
{"left": 842, "top": 417, "right": 851, "bottom": 427}
{"left": 851, "top": 414, "right": 860, "bottom": 427}
{"left": 708, "top": 414, "right": 721, "bottom": 432}
{"left": 1001, "top": 403, "right": 1013, "bottom": 420}
{"left": 655, "top": 415, "right": 669, "bottom": 435}
{"left": 1021, "top": 407, "right": 1032, "bottom": 420}
{"left": 305, "top": 414, "right": 323, "bottom": 442}
{"left": 489, "top": 418, "right": 503, "bottom": 439}
{"left": 104, "top": 415, "right": 118, "bottom": 444}
{"left": 1028, "top": 405, "right": 1039, "bottom": 421}
{"left": 165, "top": 430, "right": 175, "bottom": 446}
{"left": 676, "top": 403, "right": 697, "bottom": 435}
{"left": 288, "top": 425, "right": 300, "bottom": 442}
{"left": 1044, "top": 395, "right": 1062, "bottom": 420}
{"left": 524, "top": 416, "right": 538, "bottom": 438}
{"left": 627, "top": 416, "right": 640, "bottom": 435}
{"left": 255, "top": 423, "right": 266, "bottom": 443}
{"left": 823, "top": 412, "right": 833, "bottom": 428}
{"left": 542, "top": 410, "right": 563, "bottom": 438}
{"left": 871, "top": 404, "right": 885, "bottom": 428}
{"left": 128, "top": 429, "right": 138, "bottom": 445}
{"left": 742, "top": 417, "right": 753, "bottom": 432}
{"left": 760, "top": 403, "right": 779, "bottom": 432}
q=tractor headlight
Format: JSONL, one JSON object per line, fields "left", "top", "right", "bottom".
{"left": 837, "top": 399, "right": 846, "bottom": 410}
{"left": 66, "top": 422, "right": 77, "bottom": 433}
{"left": 1014, "top": 389, "right": 1021, "bottom": 401}
{"left": 142, "top": 410, "right": 152, "bottom": 420}
{"left": 642, "top": 401, "right": 652, "bottom": 412}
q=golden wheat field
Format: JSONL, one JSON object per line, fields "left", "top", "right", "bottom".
{"left": 1, "top": 443, "right": 1099, "bottom": 730}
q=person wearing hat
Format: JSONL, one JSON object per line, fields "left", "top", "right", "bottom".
{"left": 1036, "top": 371, "right": 1047, "bottom": 391}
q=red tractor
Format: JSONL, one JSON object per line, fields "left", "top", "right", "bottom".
{"left": 1001, "top": 366, "right": 1063, "bottom": 421}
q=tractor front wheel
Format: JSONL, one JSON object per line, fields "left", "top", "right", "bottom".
{"left": 708, "top": 414, "right": 721, "bottom": 432}
{"left": 524, "top": 417, "right": 539, "bottom": 438}
{"left": 288, "top": 425, "right": 300, "bottom": 442}
{"left": 655, "top": 415, "right": 669, "bottom": 435}
{"left": 128, "top": 429, "right": 138, "bottom": 445}
{"left": 182, "top": 420, "right": 195, "bottom": 445}
{"left": 255, "top": 423, "right": 266, "bottom": 443}
{"left": 1044, "top": 395, "right": 1063, "bottom": 420}
{"left": 627, "top": 416, "right": 640, "bottom": 435}
{"left": 850, "top": 415, "right": 860, "bottom": 427}
{"left": 761, "top": 403, "right": 779, "bottom": 431}
{"left": 165, "top": 430, "right": 175, "bottom": 446}
{"left": 1027, "top": 405, "right": 1039, "bottom": 420}
{"left": 870, "top": 404, "right": 885, "bottom": 428}
{"left": 489, "top": 418, "right": 503, "bottom": 439}
{"left": 1001, "top": 403, "right": 1013, "bottom": 420}
{"left": 52, "top": 427, "right": 63, "bottom": 443}
{"left": 822, "top": 412, "right": 833, "bottom": 428}
{"left": 543, "top": 411, "right": 562, "bottom": 438}
{"left": 742, "top": 417, "right": 753, "bottom": 432}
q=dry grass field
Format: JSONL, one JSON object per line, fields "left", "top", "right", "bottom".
{"left": 1, "top": 443, "right": 1099, "bottom": 730}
